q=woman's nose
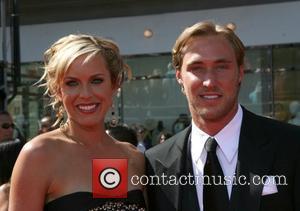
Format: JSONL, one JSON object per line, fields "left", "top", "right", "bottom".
{"left": 79, "top": 85, "right": 92, "bottom": 98}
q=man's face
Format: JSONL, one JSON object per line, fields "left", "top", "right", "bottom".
{"left": 176, "top": 35, "right": 244, "bottom": 129}
{"left": 0, "top": 114, "right": 14, "bottom": 142}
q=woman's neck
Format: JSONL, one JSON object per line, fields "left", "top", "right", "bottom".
{"left": 61, "top": 120, "right": 109, "bottom": 148}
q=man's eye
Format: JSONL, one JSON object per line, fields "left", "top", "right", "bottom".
{"left": 92, "top": 78, "right": 103, "bottom": 84}
{"left": 190, "top": 66, "right": 205, "bottom": 72}
{"left": 216, "top": 65, "right": 228, "bottom": 71}
{"left": 65, "top": 80, "right": 78, "bottom": 86}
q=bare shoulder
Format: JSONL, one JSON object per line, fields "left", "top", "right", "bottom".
{"left": 115, "top": 142, "right": 145, "bottom": 190}
{"left": 20, "top": 129, "right": 63, "bottom": 160}
{"left": 118, "top": 141, "right": 144, "bottom": 160}
{"left": 117, "top": 142, "right": 145, "bottom": 171}
{"left": 13, "top": 129, "right": 66, "bottom": 183}
{"left": 9, "top": 129, "right": 68, "bottom": 210}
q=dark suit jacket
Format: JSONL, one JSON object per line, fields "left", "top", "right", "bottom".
{"left": 145, "top": 108, "right": 300, "bottom": 211}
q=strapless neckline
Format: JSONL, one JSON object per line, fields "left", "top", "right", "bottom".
{"left": 46, "top": 189, "right": 143, "bottom": 204}
{"left": 44, "top": 189, "right": 146, "bottom": 211}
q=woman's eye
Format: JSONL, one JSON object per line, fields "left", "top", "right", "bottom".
{"left": 65, "top": 80, "right": 78, "bottom": 86}
{"left": 92, "top": 78, "right": 103, "bottom": 84}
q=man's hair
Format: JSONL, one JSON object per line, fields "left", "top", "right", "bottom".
{"left": 172, "top": 21, "right": 245, "bottom": 70}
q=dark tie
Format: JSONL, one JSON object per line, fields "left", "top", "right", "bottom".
{"left": 203, "top": 137, "right": 229, "bottom": 211}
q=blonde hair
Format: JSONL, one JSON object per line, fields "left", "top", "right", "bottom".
{"left": 172, "top": 21, "right": 245, "bottom": 70}
{"left": 38, "top": 34, "right": 129, "bottom": 125}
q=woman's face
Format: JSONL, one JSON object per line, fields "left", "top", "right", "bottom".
{"left": 59, "top": 54, "right": 117, "bottom": 128}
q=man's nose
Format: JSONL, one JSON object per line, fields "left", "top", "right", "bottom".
{"left": 202, "top": 73, "right": 216, "bottom": 88}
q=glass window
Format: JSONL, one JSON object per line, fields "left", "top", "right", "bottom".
{"left": 240, "top": 46, "right": 273, "bottom": 117}
{"left": 6, "top": 43, "right": 300, "bottom": 140}
{"left": 273, "top": 45, "right": 300, "bottom": 124}
{"left": 8, "top": 62, "right": 47, "bottom": 139}
{"left": 122, "top": 54, "right": 189, "bottom": 133}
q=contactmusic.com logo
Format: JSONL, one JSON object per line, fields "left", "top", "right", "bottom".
{"left": 92, "top": 159, "right": 128, "bottom": 198}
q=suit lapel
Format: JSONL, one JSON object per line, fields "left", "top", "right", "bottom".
{"left": 230, "top": 108, "right": 275, "bottom": 211}
{"left": 154, "top": 126, "right": 200, "bottom": 211}
{"left": 154, "top": 157, "right": 181, "bottom": 207}
{"left": 180, "top": 132, "right": 200, "bottom": 211}
{"left": 154, "top": 126, "right": 191, "bottom": 210}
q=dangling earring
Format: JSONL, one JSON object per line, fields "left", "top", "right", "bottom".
{"left": 109, "top": 103, "right": 118, "bottom": 127}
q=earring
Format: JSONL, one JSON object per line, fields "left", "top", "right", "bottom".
{"left": 109, "top": 104, "right": 118, "bottom": 127}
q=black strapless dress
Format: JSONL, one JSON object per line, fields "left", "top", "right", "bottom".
{"left": 44, "top": 189, "right": 146, "bottom": 211}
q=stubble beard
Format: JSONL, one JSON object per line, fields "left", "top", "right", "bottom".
{"left": 189, "top": 91, "right": 239, "bottom": 125}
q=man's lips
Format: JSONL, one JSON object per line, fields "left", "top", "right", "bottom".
{"left": 199, "top": 93, "right": 222, "bottom": 99}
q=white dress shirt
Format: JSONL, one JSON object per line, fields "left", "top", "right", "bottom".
{"left": 191, "top": 105, "right": 243, "bottom": 211}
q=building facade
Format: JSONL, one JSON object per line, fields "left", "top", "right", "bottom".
{"left": 1, "top": 1, "right": 300, "bottom": 138}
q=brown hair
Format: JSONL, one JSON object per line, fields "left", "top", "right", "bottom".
{"left": 172, "top": 21, "right": 245, "bottom": 70}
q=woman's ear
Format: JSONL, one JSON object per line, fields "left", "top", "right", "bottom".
{"left": 111, "top": 81, "right": 120, "bottom": 96}
{"left": 113, "top": 86, "right": 120, "bottom": 95}
{"left": 57, "top": 89, "right": 63, "bottom": 101}
{"left": 112, "top": 74, "right": 123, "bottom": 93}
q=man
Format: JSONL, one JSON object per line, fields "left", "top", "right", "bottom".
{"left": 0, "top": 111, "right": 14, "bottom": 142}
{"left": 38, "top": 115, "right": 55, "bottom": 134}
{"left": 145, "top": 21, "right": 300, "bottom": 211}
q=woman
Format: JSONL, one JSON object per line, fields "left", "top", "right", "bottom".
{"left": 9, "top": 34, "right": 146, "bottom": 210}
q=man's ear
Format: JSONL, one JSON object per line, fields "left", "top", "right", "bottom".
{"left": 176, "top": 69, "right": 186, "bottom": 94}
{"left": 176, "top": 69, "right": 183, "bottom": 85}
{"left": 238, "top": 65, "right": 245, "bottom": 84}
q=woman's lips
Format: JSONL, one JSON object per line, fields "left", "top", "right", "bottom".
{"left": 77, "top": 103, "right": 99, "bottom": 113}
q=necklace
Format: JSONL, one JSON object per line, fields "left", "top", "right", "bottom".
{"left": 60, "top": 123, "right": 87, "bottom": 147}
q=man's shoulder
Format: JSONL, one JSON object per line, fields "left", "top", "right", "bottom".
{"left": 145, "top": 135, "right": 176, "bottom": 156}
{"left": 244, "top": 108, "right": 300, "bottom": 133}
{"left": 145, "top": 126, "right": 190, "bottom": 159}
{"left": 243, "top": 108, "right": 300, "bottom": 148}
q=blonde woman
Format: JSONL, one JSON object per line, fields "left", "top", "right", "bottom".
{"left": 9, "top": 34, "right": 145, "bottom": 211}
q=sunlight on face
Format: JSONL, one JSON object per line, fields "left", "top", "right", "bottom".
{"left": 59, "top": 54, "right": 117, "bottom": 127}
{"left": 177, "top": 35, "right": 244, "bottom": 127}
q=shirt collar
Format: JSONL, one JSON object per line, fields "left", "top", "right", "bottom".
{"left": 191, "top": 105, "right": 243, "bottom": 163}
{"left": 191, "top": 121, "right": 209, "bottom": 164}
